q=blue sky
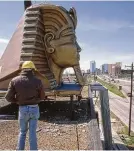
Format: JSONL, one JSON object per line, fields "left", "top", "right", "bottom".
{"left": 0, "top": 1, "right": 134, "bottom": 71}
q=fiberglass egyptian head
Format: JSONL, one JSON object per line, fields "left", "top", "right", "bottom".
{"left": 35, "top": 4, "right": 81, "bottom": 68}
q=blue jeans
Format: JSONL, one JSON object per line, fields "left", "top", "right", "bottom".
{"left": 17, "top": 105, "right": 40, "bottom": 150}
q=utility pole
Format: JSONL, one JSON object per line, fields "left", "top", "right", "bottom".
{"left": 125, "top": 62, "right": 134, "bottom": 136}
{"left": 24, "top": 0, "right": 32, "bottom": 10}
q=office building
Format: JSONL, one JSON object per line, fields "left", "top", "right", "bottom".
{"left": 101, "top": 64, "right": 108, "bottom": 74}
{"left": 108, "top": 63, "right": 121, "bottom": 77}
{"left": 90, "top": 61, "right": 96, "bottom": 73}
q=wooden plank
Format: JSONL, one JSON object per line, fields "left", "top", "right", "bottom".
{"left": 100, "top": 89, "right": 113, "bottom": 150}
{"left": 88, "top": 86, "right": 103, "bottom": 150}
{"left": 87, "top": 119, "right": 103, "bottom": 150}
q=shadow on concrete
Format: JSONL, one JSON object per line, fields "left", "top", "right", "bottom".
{"left": 0, "top": 99, "right": 91, "bottom": 124}
{"left": 112, "top": 143, "right": 129, "bottom": 150}
{"left": 126, "top": 145, "right": 134, "bottom": 150}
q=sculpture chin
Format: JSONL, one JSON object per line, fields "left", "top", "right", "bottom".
{"left": 77, "top": 54, "right": 80, "bottom": 61}
{"left": 51, "top": 56, "right": 80, "bottom": 68}
{"left": 50, "top": 45, "right": 80, "bottom": 68}
{"left": 54, "top": 61, "right": 79, "bottom": 68}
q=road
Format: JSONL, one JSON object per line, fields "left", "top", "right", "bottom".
{"left": 97, "top": 75, "right": 134, "bottom": 131}
{"left": 109, "top": 91, "right": 134, "bottom": 132}
{"left": 114, "top": 79, "right": 134, "bottom": 94}
{"left": 98, "top": 75, "right": 133, "bottom": 94}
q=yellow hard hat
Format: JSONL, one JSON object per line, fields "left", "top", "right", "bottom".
{"left": 21, "top": 61, "right": 37, "bottom": 70}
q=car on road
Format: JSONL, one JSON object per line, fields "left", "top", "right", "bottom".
{"left": 127, "top": 93, "right": 132, "bottom": 97}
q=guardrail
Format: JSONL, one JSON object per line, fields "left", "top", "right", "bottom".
{"left": 90, "top": 83, "right": 112, "bottom": 150}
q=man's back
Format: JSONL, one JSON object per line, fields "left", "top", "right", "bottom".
{"left": 5, "top": 69, "right": 45, "bottom": 105}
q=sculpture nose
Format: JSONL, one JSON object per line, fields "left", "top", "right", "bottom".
{"left": 76, "top": 42, "right": 81, "bottom": 52}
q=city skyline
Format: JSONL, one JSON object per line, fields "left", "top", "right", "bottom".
{"left": 0, "top": 1, "right": 134, "bottom": 72}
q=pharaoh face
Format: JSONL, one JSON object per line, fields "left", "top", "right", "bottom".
{"left": 48, "top": 28, "right": 81, "bottom": 67}
{"left": 42, "top": 5, "right": 81, "bottom": 68}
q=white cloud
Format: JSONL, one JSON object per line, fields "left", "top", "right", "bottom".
{"left": 78, "top": 17, "right": 132, "bottom": 32}
{"left": 79, "top": 42, "right": 87, "bottom": 48}
{"left": 114, "top": 54, "right": 134, "bottom": 61}
{"left": 0, "top": 38, "right": 9, "bottom": 44}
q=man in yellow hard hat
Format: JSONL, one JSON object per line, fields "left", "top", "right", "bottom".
{"left": 5, "top": 61, "right": 45, "bottom": 150}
